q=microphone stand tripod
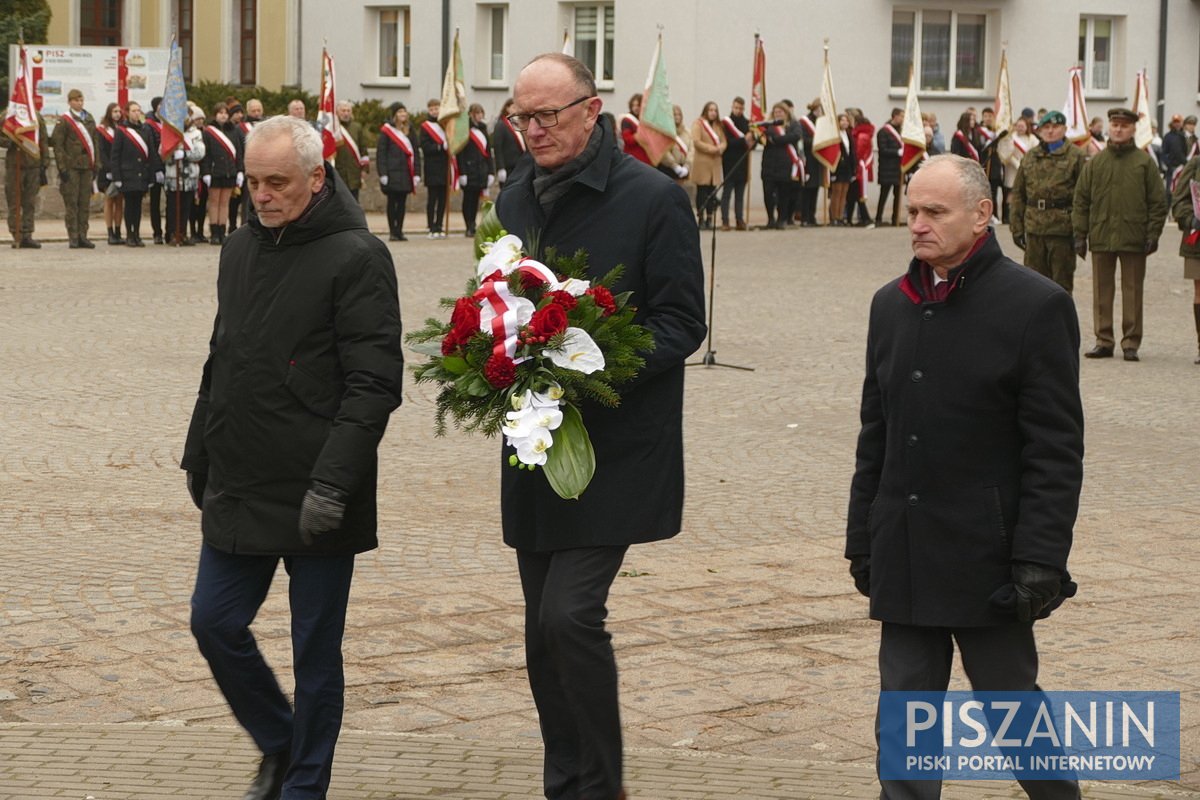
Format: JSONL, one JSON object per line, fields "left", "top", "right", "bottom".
{"left": 687, "top": 139, "right": 755, "bottom": 371}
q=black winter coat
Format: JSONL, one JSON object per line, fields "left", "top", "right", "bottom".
{"left": 376, "top": 124, "right": 421, "bottom": 194}
{"left": 456, "top": 122, "right": 493, "bottom": 187}
{"left": 876, "top": 123, "right": 904, "bottom": 186}
{"left": 494, "top": 116, "right": 707, "bottom": 552}
{"left": 181, "top": 166, "right": 405, "bottom": 556}
{"left": 846, "top": 233, "right": 1083, "bottom": 627}
{"left": 418, "top": 120, "right": 448, "bottom": 187}
{"left": 111, "top": 121, "right": 157, "bottom": 192}
{"left": 201, "top": 123, "right": 245, "bottom": 181}
{"left": 760, "top": 121, "right": 802, "bottom": 182}
{"left": 720, "top": 113, "right": 754, "bottom": 179}
{"left": 800, "top": 115, "right": 825, "bottom": 188}
{"left": 491, "top": 118, "right": 525, "bottom": 177}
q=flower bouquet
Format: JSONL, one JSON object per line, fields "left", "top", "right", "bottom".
{"left": 406, "top": 210, "right": 654, "bottom": 499}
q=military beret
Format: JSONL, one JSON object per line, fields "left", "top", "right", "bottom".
{"left": 1038, "top": 110, "right": 1066, "bottom": 126}
{"left": 1107, "top": 107, "right": 1138, "bottom": 122}
{"left": 1186, "top": 115, "right": 1198, "bottom": 125}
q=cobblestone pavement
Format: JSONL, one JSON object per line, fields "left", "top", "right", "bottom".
{"left": 1, "top": 215, "right": 1198, "bottom": 798}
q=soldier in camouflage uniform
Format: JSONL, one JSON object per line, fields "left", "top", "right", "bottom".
{"left": 49, "top": 89, "right": 98, "bottom": 248}
{"left": 1010, "top": 110, "right": 1085, "bottom": 294}
{"left": 2, "top": 112, "right": 49, "bottom": 248}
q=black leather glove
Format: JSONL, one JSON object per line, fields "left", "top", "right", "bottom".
{"left": 989, "top": 562, "right": 1077, "bottom": 622}
{"left": 849, "top": 555, "right": 871, "bottom": 598}
{"left": 299, "top": 481, "right": 348, "bottom": 545}
{"left": 1145, "top": 238, "right": 1158, "bottom": 255}
{"left": 39, "top": 166, "right": 48, "bottom": 186}
{"left": 186, "top": 471, "right": 206, "bottom": 510}
{"left": 1013, "top": 232, "right": 1026, "bottom": 251}
{"left": 1074, "top": 237, "right": 1087, "bottom": 259}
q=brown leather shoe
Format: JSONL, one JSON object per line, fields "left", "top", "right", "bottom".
{"left": 1122, "top": 348, "right": 1139, "bottom": 362}
{"left": 735, "top": 221, "right": 747, "bottom": 231}
{"left": 1084, "top": 346, "right": 1114, "bottom": 359}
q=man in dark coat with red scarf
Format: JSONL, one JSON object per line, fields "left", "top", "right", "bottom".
{"left": 846, "top": 153, "right": 1084, "bottom": 800}
{"left": 495, "top": 53, "right": 706, "bottom": 800}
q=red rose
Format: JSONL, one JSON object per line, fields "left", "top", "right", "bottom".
{"left": 546, "top": 290, "right": 578, "bottom": 311}
{"left": 520, "top": 269, "right": 548, "bottom": 292}
{"left": 450, "top": 296, "right": 481, "bottom": 338}
{"left": 484, "top": 353, "right": 517, "bottom": 388}
{"left": 587, "top": 286, "right": 617, "bottom": 316}
{"left": 530, "top": 303, "right": 569, "bottom": 339}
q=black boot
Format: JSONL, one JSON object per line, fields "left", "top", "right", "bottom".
{"left": 242, "top": 750, "right": 289, "bottom": 800}
{"left": 127, "top": 225, "right": 144, "bottom": 247}
{"left": 108, "top": 226, "right": 123, "bottom": 245}
{"left": 1194, "top": 305, "right": 1200, "bottom": 365}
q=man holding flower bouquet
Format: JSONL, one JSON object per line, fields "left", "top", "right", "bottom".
{"left": 494, "top": 53, "right": 707, "bottom": 800}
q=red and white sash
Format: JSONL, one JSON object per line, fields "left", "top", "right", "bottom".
{"left": 1013, "top": 136, "right": 1029, "bottom": 156}
{"left": 206, "top": 124, "right": 238, "bottom": 161}
{"left": 699, "top": 119, "right": 721, "bottom": 147}
{"left": 621, "top": 112, "right": 640, "bottom": 131}
{"left": 883, "top": 123, "right": 903, "bottom": 151}
{"left": 798, "top": 116, "right": 816, "bottom": 137}
{"left": 146, "top": 118, "right": 163, "bottom": 136}
{"left": 953, "top": 130, "right": 979, "bottom": 161}
{"left": 786, "top": 142, "right": 805, "bottom": 182}
{"left": 674, "top": 135, "right": 689, "bottom": 159}
{"left": 978, "top": 126, "right": 996, "bottom": 144}
{"left": 501, "top": 116, "right": 526, "bottom": 152}
{"left": 97, "top": 125, "right": 115, "bottom": 144}
{"left": 120, "top": 125, "right": 149, "bottom": 159}
{"left": 239, "top": 121, "right": 253, "bottom": 136}
{"left": 858, "top": 155, "right": 874, "bottom": 187}
{"left": 381, "top": 124, "right": 415, "bottom": 177}
{"left": 470, "top": 127, "right": 489, "bottom": 158}
{"left": 1190, "top": 139, "right": 1200, "bottom": 161}
{"left": 62, "top": 112, "right": 96, "bottom": 167}
{"left": 421, "top": 120, "right": 447, "bottom": 149}
{"left": 721, "top": 116, "right": 744, "bottom": 141}
{"left": 338, "top": 127, "right": 367, "bottom": 166}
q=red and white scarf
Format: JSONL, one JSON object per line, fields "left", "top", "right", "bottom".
{"left": 699, "top": 119, "right": 721, "bottom": 147}
{"left": 338, "top": 126, "right": 367, "bottom": 166}
{"left": 97, "top": 125, "right": 115, "bottom": 144}
{"left": 470, "top": 127, "right": 489, "bottom": 158}
{"left": 721, "top": 116, "right": 743, "bottom": 141}
{"left": 882, "top": 123, "right": 903, "bottom": 151}
{"left": 381, "top": 123, "right": 415, "bottom": 178}
{"left": 785, "top": 140, "right": 805, "bottom": 182}
{"left": 798, "top": 116, "right": 816, "bottom": 137}
{"left": 1013, "top": 136, "right": 1030, "bottom": 156}
{"left": 501, "top": 116, "right": 526, "bottom": 152}
{"left": 62, "top": 111, "right": 96, "bottom": 167}
{"left": 120, "top": 125, "right": 149, "bottom": 159}
{"left": 206, "top": 124, "right": 238, "bottom": 161}
{"left": 674, "top": 135, "right": 689, "bottom": 159}
{"left": 953, "top": 129, "right": 979, "bottom": 161}
{"left": 421, "top": 120, "right": 446, "bottom": 149}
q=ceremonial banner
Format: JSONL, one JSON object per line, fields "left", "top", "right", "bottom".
{"left": 900, "top": 66, "right": 925, "bottom": 172}
{"left": 634, "top": 32, "right": 677, "bottom": 167}
{"left": 1132, "top": 69, "right": 1154, "bottom": 152}
{"left": 158, "top": 38, "right": 189, "bottom": 158}
{"left": 3, "top": 43, "right": 40, "bottom": 159}
{"left": 812, "top": 46, "right": 841, "bottom": 172}
{"left": 750, "top": 35, "right": 766, "bottom": 124}
{"left": 439, "top": 29, "right": 469, "bottom": 155}
{"left": 318, "top": 47, "right": 339, "bottom": 161}
{"left": 562, "top": 28, "right": 573, "bottom": 56}
{"left": 993, "top": 50, "right": 1013, "bottom": 136}
{"left": 1062, "top": 66, "right": 1090, "bottom": 146}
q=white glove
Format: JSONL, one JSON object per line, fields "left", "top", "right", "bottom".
{"left": 379, "top": 175, "right": 388, "bottom": 186}
{"left": 673, "top": 164, "right": 688, "bottom": 178}
{"left": 413, "top": 175, "right": 421, "bottom": 189}
{"left": 202, "top": 174, "right": 211, "bottom": 187}
{"left": 114, "top": 180, "right": 123, "bottom": 188}
{"left": 497, "top": 168, "right": 507, "bottom": 183}
{"left": 236, "top": 171, "right": 244, "bottom": 188}
{"left": 105, "top": 172, "right": 113, "bottom": 180}
{"left": 487, "top": 174, "right": 495, "bottom": 188}
{"left": 155, "top": 171, "right": 164, "bottom": 184}
{"left": 173, "top": 149, "right": 185, "bottom": 160}
{"left": 457, "top": 175, "right": 468, "bottom": 188}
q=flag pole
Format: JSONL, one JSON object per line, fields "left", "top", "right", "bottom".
{"left": 11, "top": 28, "right": 27, "bottom": 247}
{"left": 745, "top": 32, "right": 759, "bottom": 229}
{"left": 821, "top": 40, "right": 831, "bottom": 226}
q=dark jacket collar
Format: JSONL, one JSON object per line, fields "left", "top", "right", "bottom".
{"left": 898, "top": 229, "right": 1000, "bottom": 304}
{"left": 247, "top": 164, "right": 366, "bottom": 246}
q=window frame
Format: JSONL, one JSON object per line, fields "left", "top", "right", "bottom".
{"left": 890, "top": 7, "right": 990, "bottom": 96}
{"left": 238, "top": 0, "right": 257, "bottom": 86}
{"left": 176, "top": 0, "right": 194, "bottom": 83}
{"left": 367, "top": 5, "right": 412, "bottom": 87}
{"left": 80, "top": 0, "right": 123, "bottom": 46}
{"left": 1078, "top": 15, "right": 1115, "bottom": 95}
{"left": 571, "top": 3, "right": 615, "bottom": 90}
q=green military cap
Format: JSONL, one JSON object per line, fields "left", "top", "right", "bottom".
{"left": 1106, "top": 107, "right": 1138, "bottom": 122}
{"left": 1038, "top": 110, "right": 1066, "bottom": 126}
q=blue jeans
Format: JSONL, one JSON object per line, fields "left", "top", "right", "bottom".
{"left": 190, "top": 542, "right": 355, "bottom": 800}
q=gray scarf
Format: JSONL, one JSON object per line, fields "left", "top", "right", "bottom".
{"left": 532, "top": 124, "right": 606, "bottom": 215}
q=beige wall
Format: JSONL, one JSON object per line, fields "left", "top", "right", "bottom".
{"left": 256, "top": 0, "right": 291, "bottom": 89}
{"left": 46, "top": 0, "right": 72, "bottom": 45}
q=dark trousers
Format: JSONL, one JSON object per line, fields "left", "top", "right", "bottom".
{"left": 165, "top": 189, "right": 191, "bottom": 242}
{"left": 518, "top": 546, "right": 628, "bottom": 800}
{"left": 386, "top": 191, "right": 409, "bottom": 236}
{"left": 191, "top": 185, "right": 208, "bottom": 236}
{"left": 426, "top": 185, "right": 447, "bottom": 232}
{"left": 228, "top": 189, "right": 241, "bottom": 230}
{"left": 695, "top": 184, "right": 717, "bottom": 223}
{"left": 876, "top": 183, "right": 901, "bottom": 224}
{"left": 462, "top": 186, "right": 483, "bottom": 231}
{"left": 191, "top": 543, "right": 355, "bottom": 800}
{"left": 800, "top": 185, "right": 820, "bottom": 224}
{"left": 720, "top": 174, "right": 746, "bottom": 225}
{"left": 122, "top": 190, "right": 145, "bottom": 238}
{"left": 876, "top": 622, "right": 1080, "bottom": 800}
{"left": 762, "top": 178, "right": 792, "bottom": 227}
{"left": 149, "top": 182, "right": 163, "bottom": 236}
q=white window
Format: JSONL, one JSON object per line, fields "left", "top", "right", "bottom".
{"left": 375, "top": 7, "right": 411, "bottom": 80}
{"left": 1078, "top": 16, "right": 1114, "bottom": 93}
{"left": 572, "top": 4, "right": 614, "bottom": 86}
{"left": 891, "top": 8, "right": 987, "bottom": 93}
{"left": 477, "top": 4, "right": 507, "bottom": 83}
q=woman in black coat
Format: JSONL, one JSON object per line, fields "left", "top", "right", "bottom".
{"left": 418, "top": 101, "right": 449, "bottom": 237}
{"left": 96, "top": 102, "right": 125, "bottom": 244}
{"left": 950, "top": 110, "right": 983, "bottom": 163}
{"left": 831, "top": 112, "right": 857, "bottom": 225}
{"left": 200, "top": 102, "right": 245, "bottom": 245}
{"left": 455, "top": 104, "right": 494, "bottom": 236}
{"left": 376, "top": 103, "right": 422, "bottom": 241}
{"left": 759, "top": 102, "right": 802, "bottom": 229}
{"left": 111, "top": 101, "right": 156, "bottom": 246}
{"left": 491, "top": 97, "right": 525, "bottom": 188}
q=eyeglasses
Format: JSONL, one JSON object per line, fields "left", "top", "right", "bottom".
{"left": 506, "top": 96, "right": 592, "bottom": 132}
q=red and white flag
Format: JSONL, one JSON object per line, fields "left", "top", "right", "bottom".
{"left": 900, "top": 66, "right": 926, "bottom": 172}
{"left": 750, "top": 35, "right": 767, "bottom": 125}
{"left": 1132, "top": 69, "right": 1154, "bottom": 152}
{"left": 2, "top": 43, "right": 41, "bottom": 160}
{"left": 1062, "top": 66, "right": 1090, "bottom": 147}
{"left": 318, "top": 47, "right": 339, "bottom": 161}
{"left": 812, "top": 45, "right": 841, "bottom": 172}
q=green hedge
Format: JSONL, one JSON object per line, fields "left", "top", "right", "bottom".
{"left": 0, "top": 0, "right": 53, "bottom": 91}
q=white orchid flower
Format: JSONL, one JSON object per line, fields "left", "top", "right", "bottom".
{"left": 477, "top": 234, "right": 525, "bottom": 279}
{"left": 513, "top": 427, "right": 553, "bottom": 466}
{"left": 533, "top": 384, "right": 564, "bottom": 406}
{"left": 544, "top": 327, "right": 606, "bottom": 374}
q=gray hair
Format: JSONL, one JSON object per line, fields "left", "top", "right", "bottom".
{"left": 923, "top": 153, "right": 990, "bottom": 207}
{"left": 245, "top": 115, "right": 324, "bottom": 173}
{"left": 523, "top": 53, "right": 597, "bottom": 97}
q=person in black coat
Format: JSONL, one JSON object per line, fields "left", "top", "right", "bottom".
{"left": 491, "top": 96, "right": 526, "bottom": 188}
{"left": 875, "top": 107, "right": 905, "bottom": 226}
{"left": 417, "top": 98, "right": 449, "bottom": 237}
{"left": 846, "top": 154, "right": 1083, "bottom": 800}
{"left": 719, "top": 96, "right": 755, "bottom": 230}
{"left": 145, "top": 96, "right": 166, "bottom": 243}
{"left": 183, "top": 116, "right": 404, "bottom": 800}
{"left": 111, "top": 101, "right": 157, "bottom": 246}
{"left": 200, "top": 102, "right": 245, "bottom": 244}
{"left": 377, "top": 102, "right": 421, "bottom": 241}
{"left": 455, "top": 103, "right": 494, "bottom": 236}
{"left": 496, "top": 53, "right": 707, "bottom": 800}
{"left": 798, "top": 98, "right": 826, "bottom": 225}
{"left": 759, "top": 102, "right": 802, "bottom": 229}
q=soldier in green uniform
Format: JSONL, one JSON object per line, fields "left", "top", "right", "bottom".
{"left": 1010, "top": 110, "right": 1085, "bottom": 293}
{"left": 1170, "top": 153, "right": 1200, "bottom": 364}
{"left": 49, "top": 89, "right": 99, "bottom": 248}
{"left": 3, "top": 112, "right": 49, "bottom": 248}
{"left": 332, "top": 101, "right": 369, "bottom": 202}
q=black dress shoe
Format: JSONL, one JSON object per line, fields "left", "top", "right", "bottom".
{"left": 69, "top": 240, "right": 81, "bottom": 249}
{"left": 78, "top": 237, "right": 95, "bottom": 249}
{"left": 1084, "top": 346, "right": 1114, "bottom": 359}
{"left": 18, "top": 237, "right": 41, "bottom": 249}
{"left": 243, "top": 750, "right": 289, "bottom": 800}
{"left": 153, "top": 234, "right": 164, "bottom": 245}
{"left": 1122, "top": 348, "right": 1140, "bottom": 362}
